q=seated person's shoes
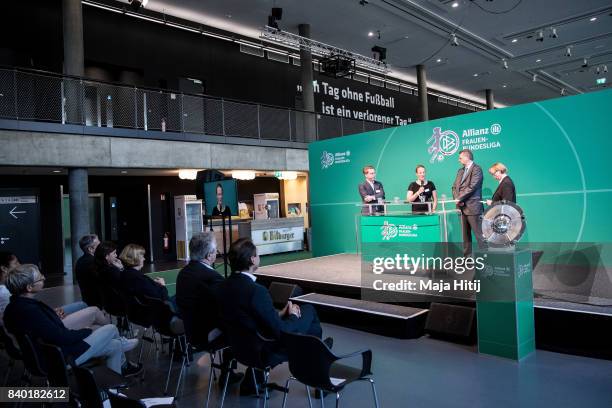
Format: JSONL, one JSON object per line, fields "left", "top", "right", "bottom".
{"left": 121, "top": 361, "right": 143, "bottom": 378}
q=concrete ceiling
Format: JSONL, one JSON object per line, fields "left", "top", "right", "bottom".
{"left": 0, "top": 167, "right": 308, "bottom": 178}
{"left": 126, "top": 0, "right": 612, "bottom": 106}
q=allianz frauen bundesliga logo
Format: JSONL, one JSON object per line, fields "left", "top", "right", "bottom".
{"left": 320, "top": 150, "right": 351, "bottom": 169}
{"left": 381, "top": 221, "right": 398, "bottom": 240}
{"left": 427, "top": 123, "right": 502, "bottom": 163}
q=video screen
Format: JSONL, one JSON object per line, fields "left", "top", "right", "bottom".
{"left": 204, "top": 179, "right": 238, "bottom": 217}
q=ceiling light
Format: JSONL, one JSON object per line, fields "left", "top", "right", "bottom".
{"left": 604, "top": 65, "right": 608, "bottom": 73}
{"left": 436, "top": 58, "right": 442, "bottom": 63}
{"left": 549, "top": 27, "right": 558, "bottom": 39}
{"left": 52, "top": 170, "right": 62, "bottom": 173}
{"left": 502, "top": 58, "right": 508, "bottom": 69}
{"left": 532, "top": 73, "right": 538, "bottom": 82}
{"left": 536, "top": 30, "right": 544, "bottom": 42}
{"left": 451, "top": 2, "right": 459, "bottom": 8}
{"left": 275, "top": 171, "right": 298, "bottom": 180}
{"left": 582, "top": 58, "right": 589, "bottom": 68}
{"left": 536, "top": 59, "right": 541, "bottom": 63}
{"left": 560, "top": 88, "right": 566, "bottom": 96}
{"left": 178, "top": 169, "right": 198, "bottom": 180}
{"left": 450, "top": 33, "right": 459, "bottom": 46}
{"left": 565, "top": 46, "right": 572, "bottom": 57}
{"left": 511, "top": 38, "right": 518, "bottom": 43}
{"left": 368, "top": 31, "right": 374, "bottom": 37}
{"left": 502, "top": 84, "right": 507, "bottom": 88}
{"left": 473, "top": 73, "right": 479, "bottom": 77}
{"left": 121, "top": 170, "right": 128, "bottom": 174}
{"left": 232, "top": 170, "right": 256, "bottom": 180}
{"left": 590, "top": 17, "right": 597, "bottom": 22}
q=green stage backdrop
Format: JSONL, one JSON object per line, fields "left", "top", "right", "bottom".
{"left": 308, "top": 89, "right": 612, "bottom": 260}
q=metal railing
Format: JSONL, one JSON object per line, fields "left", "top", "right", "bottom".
{"left": 0, "top": 68, "right": 390, "bottom": 143}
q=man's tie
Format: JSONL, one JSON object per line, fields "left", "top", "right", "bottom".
{"left": 460, "top": 167, "right": 468, "bottom": 183}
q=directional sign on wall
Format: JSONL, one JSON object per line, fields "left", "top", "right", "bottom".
{"left": 0, "top": 189, "right": 41, "bottom": 266}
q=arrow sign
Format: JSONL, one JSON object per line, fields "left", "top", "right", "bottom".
{"left": 9, "top": 206, "right": 26, "bottom": 219}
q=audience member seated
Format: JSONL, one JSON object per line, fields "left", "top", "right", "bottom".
{"left": 176, "top": 232, "right": 242, "bottom": 386}
{"left": 119, "top": 244, "right": 169, "bottom": 302}
{"left": 216, "top": 238, "right": 327, "bottom": 395}
{"left": 75, "top": 234, "right": 102, "bottom": 307}
{"left": 95, "top": 241, "right": 124, "bottom": 288}
{"left": 3, "top": 264, "right": 142, "bottom": 376}
{"left": 1, "top": 251, "right": 108, "bottom": 330}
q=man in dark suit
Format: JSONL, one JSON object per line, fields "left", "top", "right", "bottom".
{"left": 176, "top": 231, "right": 241, "bottom": 386}
{"left": 216, "top": 238, "right": 326, "bottom": 395}
{"left": 486, "top": 162, "right": 516, "bottom": 204}
{"left": 75, "top": 234, "right": 101, "bottom": 307}
{"left": 358, "top": 165, "right": 386, "bottom": 214}
{"left": 452, "top": 149, "right": 485, "bottom": 257}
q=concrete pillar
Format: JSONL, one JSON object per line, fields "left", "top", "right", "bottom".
{"left": 299, "top": 24, "right": 316, "bottom": 142}
{"left": 69, "top": 169, "right": 90, "bottom": 271}
{"left": 485, "top": 89, "right": 495, "bottom": 110}
{"left": 417, "top": 64, "right": 429, "bottom": 122}
{"left": 62, "top": 0, "right": 84, "bottom": 77}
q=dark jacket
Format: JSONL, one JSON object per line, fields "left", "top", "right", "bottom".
{"left": 452, "top": 162, "right": 484, "bottom": 215}
{"left": 3, "top": 296, "right": 91, "bottom": 360}
{"left": 97, "top": 264, "right": 122, "bottom": 288}
{"left": 358, "top": 180, "right": 385, "bottom": 214}
{"left": 176, "top": 261, "right": 224, "bottom": 345}
{"left": 120, "top": 267, "right": 168, "bottom": 301}
{"left": 75, "top": 253, "right": 101, "bottom": 307}
{"left": 215, "top": 272, "right": 299, "bottom": 340}
{"left": 491, "top": 176, "right": 516, "bottom": 203}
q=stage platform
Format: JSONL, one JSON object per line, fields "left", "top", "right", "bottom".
{"left": 256, "top": 253, "right": 612, "bottom": 359}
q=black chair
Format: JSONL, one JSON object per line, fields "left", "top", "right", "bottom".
{"left": 73, "top": 366, "right": 106, "bottom": 408}
{"left": 125, "top": 295, "right": 157, "bottom": 363}
{"left": 0, "top": 325, "right": 23, "bottom": 386}
{"left": 220, "top": 325, "right": 287, "bottom": 408}
{"left": 280, "top": 332, "right": 379, "bottom": 408}
{"left": 14, "top": 333, "right": 48, "bottom": 386}
{"left": 140, "top": 295, "right": 187, "bottom": 397}
{"left": 100, "top": 284, "right": 131, "bottom": 335}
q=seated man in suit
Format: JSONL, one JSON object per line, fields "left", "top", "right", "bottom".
{"left": 358, "top": 165, "right": 385, "bottom": 214}
{"left": 3, "top": 264, "right": 142, "bottom": 376}
{"left": 75, "top": 234, "right": 103, "bottom": 307}
{"left": 176, "top": 231, "right": 241, "bottom": 386}
{"left": 216, "top": 238, "right": 328, "bottom": 395}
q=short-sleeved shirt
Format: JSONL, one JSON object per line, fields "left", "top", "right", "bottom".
{"left": 407, "top": 181, "right": 436, "bottom": 213}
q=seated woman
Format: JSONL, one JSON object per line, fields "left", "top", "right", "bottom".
{"left": 0, "top": 251, "right": 109, "bottom": 330}
{"left": 3, "top": 264, "right": 141, "bottom": 376}
{"left": 406, "top": 164, "right": 437, "bottom": 213}
{"left": 94, "top": 241, "right": 124, "bottom": 288}
{"left": 119, "top": 244, "right": 169, "bottom": 302}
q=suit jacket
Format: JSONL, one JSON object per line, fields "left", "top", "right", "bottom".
{"left": 3, "top": 296, "right": 91, "bottom": 360}
{"left": 358, "top": 180, "right": 385, "bottom": 214}
{"left": 75, "top": 253, "right": 102, "bottom": 307}
{"left": 176, "top": 261, "right": 224, "bottom": 345}
{"left": 452, "top": 162, "right": 484, "bottom": 215}
{"left": 97, "top": 264, "right": 122, "bottom": 288}
{"left": 491, "top": 176, "right": 516, "bottom": 203}
{"left": 215, "top": 272, "right": 299, "bottom": 340}
{"left": 120, "top": 267, "right": 168, "bottom": 301}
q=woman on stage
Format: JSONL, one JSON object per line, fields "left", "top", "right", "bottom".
{"left": 406, "top": 165, "right": 437, "bottom": 213}
{"left": 486, "top": 162, "right": 516, "bottom": 205}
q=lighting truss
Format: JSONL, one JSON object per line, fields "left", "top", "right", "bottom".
{"left": 260, "top": 26, "right": 389, "bottom": 74}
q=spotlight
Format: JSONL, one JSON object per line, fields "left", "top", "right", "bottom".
{"left": 532, "top": 73, "right": 538, "bottom": 82}
{"left": 368, "top": 31, "right": 374, "bottom": 37}
{"left": 549, "top": 27, "right": 558, "bottom": 39}
{"left": 536, "top": 30, "right": 544, "bottom": 42}
{"left": 267, "top": 7, "right": 282, "bottom": 30}
{"left": 452, "top": 2, "right": 459, "bottom": 7}
{"left": 502, "top": 58, "right": 508, "bottom": 70}
{"left": 560, "top": 88, "right": 566, "bottom": 96}
{"left": 267, "top": 15, "right": 279, "bottom": 29}
{"left": 596, "top": 66, "right": 600, "bottom": 75}
{"left": 450, "top": 33, "right": 459, "bottom": 46}
{"left": 436, "top": 58, "right": 442, "bottom": 63}
{"left": 582, "top": 58, "right": 588, "bottom": 68}
{"left": 589, "top": 17, "right": 597, "bottom": 22}
{"left": 604, "top": 65, "right": 608, "bottom": 73}
{"left": 128, "top": 0, "right": 148, "bottom": 11}
{"left": 511, "top": 38, "right": 518, "bottom": 43}
{"left": 565, "top": 46, "right": 572, "bottom": 57}
{"left": 371, "top": 45, "right": 387, "bottom": 62}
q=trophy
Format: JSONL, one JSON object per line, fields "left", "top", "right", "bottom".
{"left": 481, "top": 201, "right": 526, "bottom": 249}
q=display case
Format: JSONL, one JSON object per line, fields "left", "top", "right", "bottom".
{"left": 174, "top": 195, "right": 203, "bottom": 260}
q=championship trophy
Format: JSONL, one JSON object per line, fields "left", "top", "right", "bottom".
{"left": 475, "top": 200, "right": 534, "bottom": 361}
